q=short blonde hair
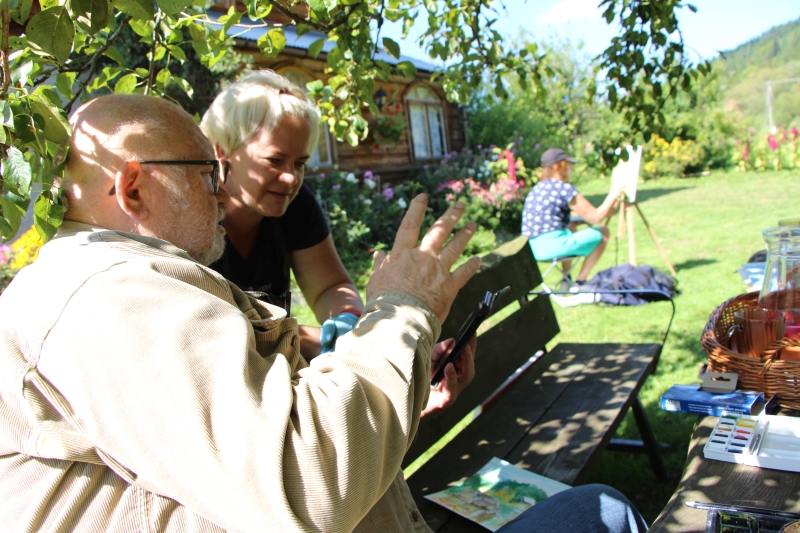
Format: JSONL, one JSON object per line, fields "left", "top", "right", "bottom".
{"left": 200, "top": 70, "right": 320, "bottom": 155}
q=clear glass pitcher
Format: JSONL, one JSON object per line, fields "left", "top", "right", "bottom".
{"left": 758, "top": 226, "right": 800, "bottom": 338}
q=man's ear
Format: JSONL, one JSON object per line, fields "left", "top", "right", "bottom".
{"left": 214, "top": 143, "right": 226, "bottom": 160}
{"left": 114, "top": 161, "right": 149, "bottom": 222}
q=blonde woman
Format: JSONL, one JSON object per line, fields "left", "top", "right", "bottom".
{"left": 201, "top": 70, "right": 362, "bottom": 356}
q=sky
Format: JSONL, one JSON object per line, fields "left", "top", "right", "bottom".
{"left": 381, "top": 0, "right": 800, "bottom": 66}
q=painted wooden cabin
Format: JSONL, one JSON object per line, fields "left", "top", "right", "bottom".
{"left": 208, "top": 5, "right": 465, "bottom": 182}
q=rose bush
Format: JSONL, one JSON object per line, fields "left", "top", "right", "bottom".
{"left": 307, "top": 144, "right": 535, "bottom": 288}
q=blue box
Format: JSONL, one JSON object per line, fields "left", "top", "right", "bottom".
{"left": 660, "top": 385, "right": 766, "bottom": 416}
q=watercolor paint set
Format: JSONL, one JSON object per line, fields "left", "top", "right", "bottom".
{"left": 703, "top": 414, "right": 800, "bottom": 472}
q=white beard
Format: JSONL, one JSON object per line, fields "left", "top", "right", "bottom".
{"left": 195, "top": 222, "right": 226, "bottom": 266}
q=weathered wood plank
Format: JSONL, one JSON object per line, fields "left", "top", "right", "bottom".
{"left": 504, "top": 343, "right": 661, "bottom": 486}
{"left": 402, "top": 294, "right": 559, "bottom": 466}
{"left": 406, "top": 343, "right": 660, "bottom": 532}
{"left": 440, "top": 236, "right": 541, "bottom": 342}
{"left": 406, "top": 346, "right": 593, "bottom": 531}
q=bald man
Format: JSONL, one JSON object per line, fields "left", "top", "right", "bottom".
{"left": 0, "top": 94, "right": 481, "bottom": 532}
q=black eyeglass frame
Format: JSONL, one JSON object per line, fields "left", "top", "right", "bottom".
{"left": 109, "top": 159, "right": 220, "bottom": 195}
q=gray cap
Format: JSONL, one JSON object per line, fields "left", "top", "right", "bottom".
{"left": 540, "top": 148, "right": 577, "bottom": 167}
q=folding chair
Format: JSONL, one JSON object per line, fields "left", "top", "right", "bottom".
{"left": 539, "top": 255, "right": 581, "bottom": 293}
{"left": 536, "top": 215, "right": 595, "bottom": 294}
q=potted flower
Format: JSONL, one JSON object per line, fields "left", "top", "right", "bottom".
{"left": 369, "top": 104, "right": 406, "bottom": 151}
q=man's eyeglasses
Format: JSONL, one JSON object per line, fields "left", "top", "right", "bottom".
{"left": 108, "top": 160, "right": 220, "bottom": 195}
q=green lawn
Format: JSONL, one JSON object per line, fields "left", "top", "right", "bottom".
{"left": 550, "top": 169, "right": 798, "bottom": 521}
{"left": 292, "top": 169, "right": 799, "bottom": 523}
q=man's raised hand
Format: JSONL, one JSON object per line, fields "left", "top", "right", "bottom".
{"left": 366, "top": 194, "right": 481, "bottom": 323}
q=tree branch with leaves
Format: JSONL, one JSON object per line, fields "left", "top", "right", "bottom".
{"left": 0, "top": 0, "right": 706, "bottom": 244}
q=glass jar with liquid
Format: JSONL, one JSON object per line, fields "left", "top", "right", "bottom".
{"left": 758, "top": 226, "right": 800, "bottom": 339}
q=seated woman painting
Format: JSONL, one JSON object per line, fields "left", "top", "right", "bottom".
{"left": 521, "top": 148, "right": 623, "bottom": 286}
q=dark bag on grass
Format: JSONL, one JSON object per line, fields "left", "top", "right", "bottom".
{"left": 585, "top": 263, "right": 678, "bottom": 306}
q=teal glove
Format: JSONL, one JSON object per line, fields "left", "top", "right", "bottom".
{"left": 319, "top": 311, "right": 360, "bottom": 353}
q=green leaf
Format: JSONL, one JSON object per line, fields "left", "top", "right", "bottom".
{"left": 0, "top": 217, "right": 11, "bottom": 242}
{"left": 221, "top": 9, "right": 242, "bottom": 33}
{"left": 114, "top": 73, "right": 139, "bottom": 94}
{"left": 308, "top": 0, "right": 328, "bottom": 15}
{"left": 169, "top": 44, "right": 186, "bottom": 61}
{"left": 296, "top": 24, "right": 311, "bottom": 37}
{"left": 3, "top": 147, "right": 32, "bottom": 196}
{"left": 34, "top": 193, "right": 66, "bottom": 243}
{"left": 188, "top": 20, "right": 206, "bottom": 41}
{"left": 268, "top": 28, "right": 286, "bottom": 52}
{"left": 26, "top": 6, "right": 75, "bottom": 63}
{"left": 383, "top": 37, "right": 401, "bottom": 59}
{"left": 72, "top": 0, "right": 109, "bottom": 34}
{"left": 170, "top": 75, "right": 193, "bottom": 98}
{"left": 28, "top": 94, "right": 72, "bottom": 144}
{"left": 327, "top": 46, "right": 344, "bottom": 68}
{"left": 306, "top": 79, "right": 324, "bottom": 92}
{"left": 10, "top": 0, "right": 33, "bottom": 25}
{"left": 309, "top": 37, "right": 325, "bottom": 59}
{"left": 129, "top": 18, "right": 154, "bottom": 36}
{"left": 396, "top": 61, "right": 417, "bottom": 77}
{"left": 192, "top": 40, "right": 210, "bottom": 56}
{"left": 156, "top": 68, "right": 171, "bottom": 93}
{"left": 156, "top": 0, "right": 192, "bottom": 15}
{"left": 13, "top": 114, "right": 35, "bottom": 144}
{"left": 103, "top": 45, "right": 125, "bottom": 65}
{"left": 0, "top": 196, "right": 25, "bottom": 241}
{"left": 257, "top": 32, "right": 274, "bottom": 56}
{"left": 116, "top": 0, "right": 155, "bottom": 21}
{"left": 56, "top": 72, "right": 76, "bottom": 98}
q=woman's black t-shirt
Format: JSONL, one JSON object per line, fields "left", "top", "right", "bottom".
{"left": 209, "top": 183, "right": 330, "bottom": 295}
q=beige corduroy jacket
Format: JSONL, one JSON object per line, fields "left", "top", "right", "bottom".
{"left": 0, "top": 221, "right": 437, "bottom": 533}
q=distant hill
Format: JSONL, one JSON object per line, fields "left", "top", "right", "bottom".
{"left": 715, "top": 17, "right": 800, "bottom": 130}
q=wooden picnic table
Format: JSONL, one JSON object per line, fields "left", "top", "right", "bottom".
{"left": 649, "top": 415, "right": 800, "bottom": 533}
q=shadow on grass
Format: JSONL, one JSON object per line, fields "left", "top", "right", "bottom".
{"left": 674, "top": 258, "right": 718, "bottom": 271}
{"left": 583, "top": 187, "right": 690, "bottom": 207}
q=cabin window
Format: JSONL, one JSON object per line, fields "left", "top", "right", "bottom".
{"left": 280, "top": 69, "right": 334, "bottom": 169}
{"left": 406, "top": 85, "right": 446, "bottom": 160}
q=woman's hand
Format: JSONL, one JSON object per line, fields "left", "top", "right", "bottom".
{"left": 421, "top": 335, "right": 477, "bottom": 418}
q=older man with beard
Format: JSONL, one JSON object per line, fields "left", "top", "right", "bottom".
{"left": 0, "top": 93, "right": 482, "bottom": 532}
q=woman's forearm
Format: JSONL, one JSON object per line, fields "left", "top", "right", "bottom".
{"left": 311, "top": 282, "right": 364, "bottom": 323}
{"left": 594, "top": 193, "right": 619, "bottom": 222}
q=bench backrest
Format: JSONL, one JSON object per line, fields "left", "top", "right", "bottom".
{"left": 402, "top": 236, "right": 560, "bottom": 466}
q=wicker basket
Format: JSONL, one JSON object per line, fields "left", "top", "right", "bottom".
{"left": 701, "top": 291, "right": 800, "bottom": 410}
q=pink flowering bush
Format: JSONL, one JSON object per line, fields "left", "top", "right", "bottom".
{"left": 307, "top": 145, "right": 536, "bottom": 287}
{"left": 733, "top": 127, "right": 800, "bottom": 172}
{"left": 422, "top": 143, "right": 535, "bottom": 240}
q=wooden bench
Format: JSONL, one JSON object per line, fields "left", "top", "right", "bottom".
{"left": 403, "top": 236, "right": 667, "bottom": 532}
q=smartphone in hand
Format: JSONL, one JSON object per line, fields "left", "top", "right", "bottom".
{"left": 430, "top": 286, "right": 510, "bottom": 386}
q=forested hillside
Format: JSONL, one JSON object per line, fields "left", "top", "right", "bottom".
{"left": 716, "top": 17, "right": 800, "bottom": 129}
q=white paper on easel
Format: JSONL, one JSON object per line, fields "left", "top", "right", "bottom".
{"left": 610, "top": 145, "right": 642, "bottom": 202}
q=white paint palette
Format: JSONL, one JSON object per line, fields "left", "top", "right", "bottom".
{"left": 704, "top": 414, "right": 800, "bottom": 472}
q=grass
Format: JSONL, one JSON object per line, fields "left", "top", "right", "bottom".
{"left": 291, "top": 169, "right": 799, "bottom": 523}
{"left": 551, "top": 169, "right": 798, "bottom": 522}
